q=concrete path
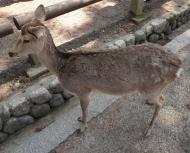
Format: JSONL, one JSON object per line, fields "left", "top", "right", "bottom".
{"left": 0, "top": 93, "right": 119, "bottom": 153}
{"left": 165, "top": 28, "right": 190, "bottom": 53}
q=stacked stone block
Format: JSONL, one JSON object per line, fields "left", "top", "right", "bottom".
{"left": 0, "top": 75, "right": 73, "bottom": 143}
{"left": 105, "top": 4, "right": 190, "bottom": 48}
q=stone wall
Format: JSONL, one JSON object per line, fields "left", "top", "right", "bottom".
{"left": 0, "top": 75, "right": 73, "bottom": 143}
{"left": 105, "top": 4, "right": 190, "bottom": 48}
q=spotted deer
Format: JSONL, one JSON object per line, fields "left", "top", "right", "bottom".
{"left": 9, "top": 5, "right": 182, "bottom": 137}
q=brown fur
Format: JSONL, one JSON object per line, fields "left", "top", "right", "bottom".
{"left": 10, "top": 5, "right": 182, "bottom": 136}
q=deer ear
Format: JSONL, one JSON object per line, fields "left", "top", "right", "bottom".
{"left": 34, "top": 5, "right": 46, "bottom": 21}
{"left": 28, "top": 26, "right": 45, "bottom": 38}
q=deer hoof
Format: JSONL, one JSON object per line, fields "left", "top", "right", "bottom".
{"left": 81, "top": 123, "right": 88, "bottom": 131}
{"left": 76, "top": 129, "right": 83, "bottom": 135}
{"left": 77, "top": 117, "right": 83, "bottom": 122}
{"left": 143, "top": 128, "right": 152, "bottom": 138}
{"left": 145, "top": 100, "right": 153, "bottom": 106}
{"left": 77, "top": 125, "right": 88, "bottom": 135}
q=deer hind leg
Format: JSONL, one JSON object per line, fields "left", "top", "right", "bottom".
{"left": 145, "top": 99, "right": 154, "bottom": 105}
{"left": 144, "top": 94, "right": 164, "bottom": 137}
{"left": 145, "top": 95, "right": 165, "bottom": 106}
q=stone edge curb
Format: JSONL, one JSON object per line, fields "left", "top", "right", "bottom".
{"left": 0, "top": 75, "right": 74, "bottom": 143}
{"left": 105, "top": 4, "right": 190, "bottom": 49}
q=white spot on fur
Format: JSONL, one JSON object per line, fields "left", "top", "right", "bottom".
{"left": 176, "top": 68, "right": 184, "bottom": 78}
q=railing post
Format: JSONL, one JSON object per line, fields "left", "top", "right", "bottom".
{"left": 130, "top": 0, "right": 144, "bottom": 16}
{"left": 130, "top": 0, "right": 151, "bottom": 23}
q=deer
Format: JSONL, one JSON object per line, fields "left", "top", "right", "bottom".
{"left": 8, "top": 5, "right": 182, "bottom": 137}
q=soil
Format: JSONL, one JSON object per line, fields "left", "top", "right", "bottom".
{"left": 0, "top": 0, "right": 188, "bottom": 102}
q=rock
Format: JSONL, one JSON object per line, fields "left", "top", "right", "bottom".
{"left": 7, "top": 94, "right": 31, "bottom": 117}
{"left": 0, "top": 118, "right": 2, "bottom": 130}
{"left": 164, "top": 25, "right": 172, "bottom": 35}
{"left": 49, "top": 94, "right": 65, "bottom": 108}
{"left": 171, "top": 20, "right": 177, "bottom": 30}
{"left": 141, "top": 25, "right": 153, "bottom": 36}
{"left": 186, "top": 13, "right": 189, "bottom": 18}
{"left": 105, "top": 43, "right": 118, "bottom": 49}
{"left": 177, "top": 21, "right": 182, "bottom": 28}
{"left": 62, "top": 89, "right": 74, "bottom": 99}
{"left": 151, "top": 18, "right": 168, "bottom": 34}
{"left": 177, "top": 16, "right": 182, "bottom": 23}
{"left": 185, "top": 15, "right": 189, "bottom": 23}
{"left": 178, "top": 5, "right": 190, "bottom": 16}
{"left": 38, "top": 75, "right": 57, "bottom": 89}
{"left": 3, "top": 116, "right": 34, "bottom": 134}
{"left": 49, "top": 78, "right": 63, "bottom": 94}
{"left": 26, "top": 86, "right": 52, "bottom": 104}
{"left": 0, "top": 104, "right": 10, "bottom": 123}
{"left": 181, "top": 16, "right": 187, "bottom": 24}
{"left": 114, "top": 39, "right": 126, "bottom": 48}
{"left": 163, "top": 13, "right": 176, "bottom": 25}
{"left": 149, "top": 33, "right": 160, "bottom": 43}
{"left": 121, "top": 34, "right": 135, "bottom": 46}
{"left": 31, "top": 104, "right": 50, "bottom": 118}
{"left": 173, "top": 10, "right": 181, "bottom": 19}
{"left": 160, "top": 33, "right": 165, "bottom": 39}
{"left": 0, "top": 132, "right": 8, "bottom": 143}
{"left": 134, "top": 30, "right": 146, "bottom": 44}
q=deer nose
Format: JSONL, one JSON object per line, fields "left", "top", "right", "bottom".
{"left": 8, "top": 52, "right": 17, "bottom": 57}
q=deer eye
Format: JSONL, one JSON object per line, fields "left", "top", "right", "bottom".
{"left": 23, "top": 40, "right": 30, "bottom": 43}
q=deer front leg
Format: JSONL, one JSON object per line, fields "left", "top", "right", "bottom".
{"left": 78, "top": 95, "right": 90, "bottom": 133}
{"left": 61, "top": 79, "right": 91, "bottom": 133}
{"left": 73, "top": 87, "right": 91, "bottom": 133}
{"left": 144, "top": 102, "right": 161, "bottom": 137}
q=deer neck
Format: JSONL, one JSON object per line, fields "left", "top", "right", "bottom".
{"left": 37, "top": 33, "right": 67, "bottom": 75}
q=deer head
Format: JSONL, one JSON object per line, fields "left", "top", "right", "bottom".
{"left": 8, "top": 5, "right": 48, "bottom": 57}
